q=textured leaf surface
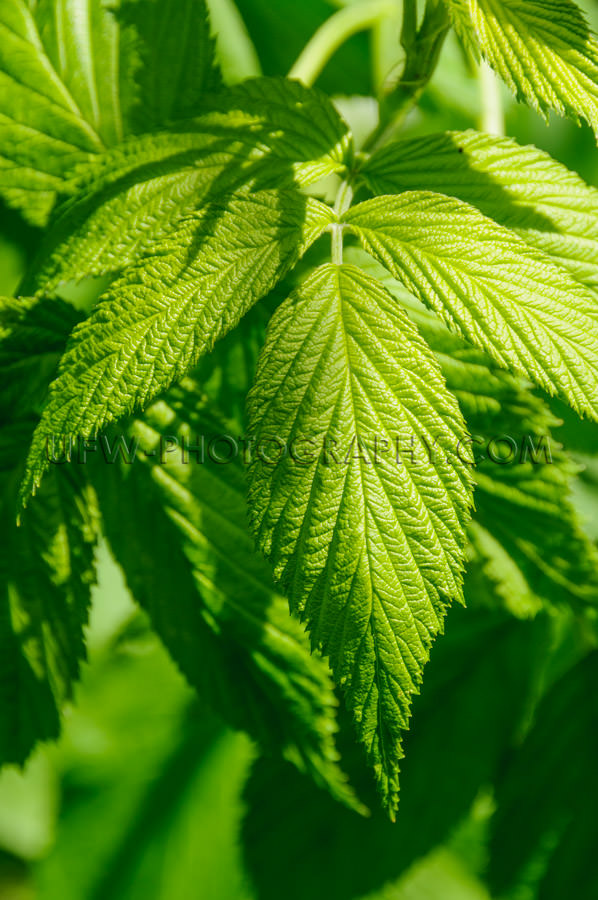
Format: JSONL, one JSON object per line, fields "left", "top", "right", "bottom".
{"left": 247, "top": 263, "right": 473, "bottom": 812}
{"left": 92, "top": 385, "right": 359, "bottom": 810}
{"left": 0, "top": 293, "right": 97, "bottom": 765}
{"left": 0, "top": 0, "right": 103, "bottom": 224}
{"left": 22, "top": 189, "right": 332, "bottom": 499}
{"left": 443, "top": 0, "right": 480, "bottom": 56}
{"left": 27, "top": 76, "right": 351, "bottom": 293}
{"left": 0, "top": 0, "right": 226, "bottom": 225}
{"left": 443, "top": 0, "right": 598, "bottom": 134}
{"left": 33, "top": 0, "right": 137, "bottom": 147}
{"left": 361, "top": 130, "right": 598, "bottom": 288}
{"left": 411, "top": 299, "right": 598, "bottom": 616}
{"left": 348, "top": 249, "right": 598, "bottom": 617}
{"left": 205, "top": 77, "right": 352, "bottom": 181}
{"left": 344, "top": 193, "right": 598, "bottom": 420}
{"left": 25, "top": 131, "right": 277, "bottom": 295}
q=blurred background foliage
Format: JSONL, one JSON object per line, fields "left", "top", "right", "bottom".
{"left": 1, "top": 0, "right": 598, "bottom": 898}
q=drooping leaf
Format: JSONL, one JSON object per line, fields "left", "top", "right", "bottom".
{"left": 247, "top": 263, "right": 473, "bottom": 813}
{"left": 0, "top": 294, "right": 82, "bottom": 418}
{"left": 22, "top": 188, "right": 334, "bottom": 501}
{"left": 443, "top": 0, "right": 598, "bottom": 135}
{"left": 91, "top": 384, "right": 359, "bottom": 810}
{"left": 0, "top": 422, "right": 98, "bottom": 766}
{"left": 344, "top": 193, "right": 598, "bottom": 421}
{"left": 360, "top": 130, "right": 598, "bottom": 289}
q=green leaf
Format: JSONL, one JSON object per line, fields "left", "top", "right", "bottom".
{"left": 344, "top": 193, "right": 598, "bottom": 420}
{"left": 0, "top": 294, "right": 82, "bottom": 419}
{"left": 22, "top": 188, "right": 333, "bottom": 502}
{"left": 444, "top": 0, "right": 598, "bottom": 135}
{"left": 116, "top": 0, "right": 221, "bottom": 130}
{"left": 0, "top": 423, "right": 98, "bottom": 766}
{"left": 247, "top": 263, "right": 473, "bottom": 813}
{"left": 33, "top": 0, "right": 137, "bottom": 147}
{"left": 0, "top": 294, "right": 97, "bottom": 766}
{"left": 403, "top": 294, "right": 598, "bottom": 616}
{"left": 360, "top": 130, "right": 598, "bottom": 289}
{"left": 25, "top": 130, "right": 281, "bottom": 295}
{"left": 91, "top": 385, "right": 359, "bottom": 811}
{"left": 443, "top": 0, "right": 480, "bottom": 57}
{"left": 193, "top": 295, "right": 274, "bottom": 428}
{"left": 347, "top": 249, "right": 598, "bottom": 618}
{"left": 0, "top": 0, "right": 229, "bottom": 226}
{"left": 26, "top": 76, "right": 352, "bottom": 293}
{"left": 0, "top": 0, "right": 104, "bottom": 225}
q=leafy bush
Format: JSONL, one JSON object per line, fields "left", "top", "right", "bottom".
{"left": 1, "top": 0, "right": 597, "bottom": 897}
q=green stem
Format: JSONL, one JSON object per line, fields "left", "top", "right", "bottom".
{"left": 289, "top": 0, "right": 397, "bottom": 87}
{"left": 371, "top": 3, "right": 403, "bottom": 95}
{"left": 331, "top": 181, "right": 354, "bottom": 265}
{"left": 206, "top": 0, "right": 262, "bottom": 82}
{"left": 362, "top": 0, "right": 450, "bottom": 151}
{"left": 479, "top": 59, "right": 505, "bottom": 135}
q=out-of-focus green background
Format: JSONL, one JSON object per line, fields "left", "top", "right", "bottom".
{"left": 1, "top": 2, "right": 597, "bottom": 898}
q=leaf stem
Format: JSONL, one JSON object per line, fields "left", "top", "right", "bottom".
{"left": 479, "top": 59, "right": 505, "bottom": 135}
{"left": 331, "top": 180, "right": 354, "bottom": 265}
{"left": 206, "top": 0, "right": 262, "bottom": 82}
{"left": 289, "top": 0, "right": 397, "bottom": 87}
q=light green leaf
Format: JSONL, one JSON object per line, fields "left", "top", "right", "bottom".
{"left": 443, "top": 0, "right": 480, "bottom": 57}
{"left": 25, "top": 130, "right": 280, "bottom": 295}
{"left": 92, "top": 385, "right": 360, "bottom": 811}
{"left": 247, "top": 263, "right": 473, "bottom": 813}
{"left": 360, "top": 130, "right": 598, "bottom": 289}
{"left": 22, "top": 189, "right": 334, "bottom": 501}
{"left": 0, "top": 0, "right": 103, "bottom": 224}
{"left": 444, "top": 0, "right": 598, "bottom": 134}
{"left": 33, "top": 0, "right": 137, "bottom": 147}
{"left": 26, "top": 76, "right": 352, "bottom": 293}
{"left": 206, "top": 77, "right": 353, "bottom": 181}
{"left": 421, "top": 313, "right": 598, "bottom": 616}
{"left": 344, "top": 248, "right": 598, "bottom": 617}
{"left": 344, "top": 193, "right": 598, "bottom": 420}
{"left": 0, "top": 0, "right": 228, "bottom": 225}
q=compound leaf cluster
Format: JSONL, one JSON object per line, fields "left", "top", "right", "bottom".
{"left": 1, "top": 0, "right": 598, "bottom": 821}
